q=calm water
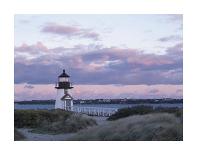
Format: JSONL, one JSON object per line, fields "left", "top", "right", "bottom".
{"left": 14, "top": 103, "right": 183, "bottom": 110}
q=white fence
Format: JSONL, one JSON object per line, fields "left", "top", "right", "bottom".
{"left": 72, "top": 106, "right": 118, "bottom": 117}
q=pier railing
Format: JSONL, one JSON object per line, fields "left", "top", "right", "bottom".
{"left": 72, "top": 106, "right": 118, "bottom": 117}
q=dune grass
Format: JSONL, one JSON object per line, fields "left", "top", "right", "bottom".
{"left": 14, "top": 109, "right": 97, "bottom": 134}
{"left": 68, "top": 113, "right": 183, "bottom": 141}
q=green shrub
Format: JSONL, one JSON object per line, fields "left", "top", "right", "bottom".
{"left": 108, "top": 106, "right": 154, "bottom": 120}
{"left": 69, "top": 113, "right": 183, "bottom": 141}
{"left": 108, "top": 106, "right": 183, "bottom": 121}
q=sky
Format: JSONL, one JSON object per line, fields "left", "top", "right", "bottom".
{"left": 14, "top": 14, "right": 183, "bottom": 100}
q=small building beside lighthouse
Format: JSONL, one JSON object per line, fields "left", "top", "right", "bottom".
{"left": 55, "top": 69, "right": 73, "bottom": 110}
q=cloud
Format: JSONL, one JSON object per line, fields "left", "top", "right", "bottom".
{"left": 41, "top": 23, "right": 100, "bottom": 40}
{"left": 149, "top": 89, "right": 159, "bottom": 94}
{"left": 158, "top": 35, "right": 182, "bottom": 42}
{"left": 15, "top": 42, "right": 49, "bottom": 54}
{"left": 14, "top": 41, "right": 74, "bottom": 55}
{"left": 14, "top": 63, "right": 60, "bottom": 84}
{"left": 14, "top": 43, "right": 102, "bottom": 64}
{"left": 24, "top": 84, "right": 34, "bottom": 89}
{"left": 15, "top": 43, "right": 183, "bottom": 85}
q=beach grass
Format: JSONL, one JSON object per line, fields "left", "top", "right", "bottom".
{"left": 68, "top": 113, "right": 183, "bottom": 141}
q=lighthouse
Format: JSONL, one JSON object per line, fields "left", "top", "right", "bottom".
{"left": 55, "top": 69, "right": 74, "bottom": 110}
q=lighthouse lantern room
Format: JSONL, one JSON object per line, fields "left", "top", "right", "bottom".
{"left": 55, "top": 69, "right": 73, "bottom": 110}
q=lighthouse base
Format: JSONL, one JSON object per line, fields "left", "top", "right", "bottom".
{"left": 55, "top": 89, "right": 73, "bottom": 111}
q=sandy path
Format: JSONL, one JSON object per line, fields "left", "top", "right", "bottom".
{"left": 17, "top": 115, "right": 108, "bottom": 141}
{"left": 17, "top": 128, "right": 76, "bottom": 141}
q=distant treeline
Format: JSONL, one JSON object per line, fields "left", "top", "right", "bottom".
{"left": 74, "top": 98, "right": 183, "bottom": 104}
{"left": 15, "top": 100, "right": 55, "bottom": 105}
{"left": 15, "top": 98, "right": 183, "bottom": 105}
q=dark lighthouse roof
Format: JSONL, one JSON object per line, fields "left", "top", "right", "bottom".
{"left": 59, "top": 69, "right": 70, "bottom": 78}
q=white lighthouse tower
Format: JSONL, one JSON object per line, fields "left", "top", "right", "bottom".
{"left": 55, "top": 69, "right": 74, "bottom": 110}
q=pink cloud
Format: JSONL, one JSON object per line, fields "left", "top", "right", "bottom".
{"left": 15, "top": 84, "right": 183, "bottom": 101}
{"left": 15, "top": 41, "right": 48, "bottom": 53}
{"left": 42, "top": 23, "right": 100, "bottom": 40}
{"left": 15, "top": 84, "right": 56, "bottom": 101}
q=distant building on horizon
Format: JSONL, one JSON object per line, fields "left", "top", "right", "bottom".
{"left": 55, "top": 69, "right": 74, "bottom": 110}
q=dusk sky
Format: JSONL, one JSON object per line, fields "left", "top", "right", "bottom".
{"left": 14, "top": 14, "right": 183, "bottom": 100}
